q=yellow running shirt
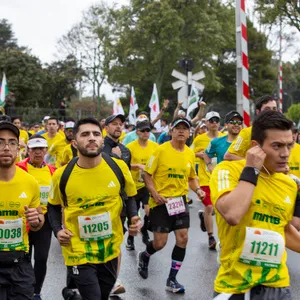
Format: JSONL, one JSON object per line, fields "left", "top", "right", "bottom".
{"left": 41, "top": 132, "right": 64, "bottom": 149}
{"left": 19, "top": 129, "right": 29, "bottom": 144}
{"left": 191, "top": 132, "right": 224, "bottom": 186}
{"left": 144, "top": 141, "right": 197, "bottom": 209}
{"left": 0, "top": 167, "right": 40, "bottom": 253}
{"left": 210, "top": 160, "right": 297, "bottom": 294}
{"left": 126, "top": 139, "right": 158, "bottom": 190}
{"left": 227, "top": 126, "right": 252, "bottom": 158}
{"left": 49, "top": 157, "right": 137, "bottom": 266}
{"left": 288, "top": 143, "right": 300, "bottom": 178}
{"left": 61, "top": 144, "right": 74, "bottom": 166}
{"left": 27, "top": 164, "right": 53, "bottom": 214}
{"left": 48, "top": 138, "right": 68, "bottom": 168}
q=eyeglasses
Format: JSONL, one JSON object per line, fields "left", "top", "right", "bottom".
{"left": 208, "top": 117, "right": 220, "bottom": 123}
{"left": 0, "top": 140, "right": 19, "bottom": 150}
{"left": 228, "top": 120, "right": 243, "bottom": 125}
{"left": 140, "top": 129, "right": 151, "bottom": 133}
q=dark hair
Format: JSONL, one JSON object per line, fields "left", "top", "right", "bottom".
{"left": 47, "top": 117, "right": 59, "bottom": 124}
{"left": 29, "top": 134, "right": 46, "bottom": 141}
{"left": 0, "top": 115, "right": 11, "bottom": 122}
{"left": 73, "top": 118, "right": 101, "bottom": 136}
{"left": 251, "top": 110, "right": 293, "bottom": 145}
{"left": 11, "top": 116, "right": 22, "bottom": 123}
{"left": 255, "top": 95, "right": 276, "bottom": 111}
{"left": 161, "top": 118, "right": 169, "bottom": 124}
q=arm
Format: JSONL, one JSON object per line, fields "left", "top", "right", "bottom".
{"left": 25, "top": 206, "right": 45, "bottom": 232}
{"left": 216, "top": 146, "right": 266, "bottom": 226}
{"left": 151, "top": 99, "right": 169, "bottom": 126}
{"left": 47, "top": 202, "right": 63, "bottom": 237}
{"left": 224, "top": 151, "right": 244, "bottom": 161}
{"left": 191, "top": 102, "right": 206, "bottom": 125}
{"left": 285, "top": 222, "right": 300, "bottom": 252}
{"left": 188, "top": 177, "right": 206, "bottom": 201}
{"left": 143, "top": 171, "right": 167, "bottom": 204}
{"left": 130, "top": 164, "right": 145, "bottom": 170}
{"left": 203, "top": 152, "right": 214, "bottom": 173}
{"left": 172, "top": 100, "right": 183, "bottom": 121}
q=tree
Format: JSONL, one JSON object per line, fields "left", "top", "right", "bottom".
{"left": 0, "top": 19, "right": 18, "bottom": 50}
{"left": 57, "top": 2, "right": 114, "bottom": 103}
{"left": 255, "top": 1, "right": 300, "bottom": 32}
{"left": 286, "top": 103, "right": 300, "bottom": 124}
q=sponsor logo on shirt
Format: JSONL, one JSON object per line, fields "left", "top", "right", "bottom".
{"left": 18, "top": 192, "right": 27, "bottom": 199}
{"left": 252, "top": 211, "right": 280, "bottom": 225}
{"left": 108, "top": 181, "right": 116, "bottom": 188}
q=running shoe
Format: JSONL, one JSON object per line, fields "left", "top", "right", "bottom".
{"left": 165, "top": 278, "right": 185, "bottom": 293}
{"left": 141, "top": 231, "right": 150, "bottom": 245}
{"left": 126, "top": 236, "right": 135, "bottom": 251}
{"left": 109, "top": 279, "right": 126, "bottom": 296}
{"left": 198, "top": 210, "right": 207, "bottom": 232}
{"left": 137, "top": 251, "right": 149, "bottom": 279}
{"left": 209, "top": 236, "right": 217, "bottom": 250}
{"left": 33, "top": 295, "right": 42, "bottom": 300}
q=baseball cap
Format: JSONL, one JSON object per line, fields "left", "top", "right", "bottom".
{"left": 200, "top": 122, "right": 207, "bottom": 129}
{"left": 225, "top": 111, "right": 243, "bottom": 123}
{"left": 105, "top": 114, "right": 126, "bottom": 126}
{"left": 43, "top": 116, "right": 50, "bottom": 121}
{"left": 65, "top": 121, "right": 75, "bottom": 129}
{"left": 0, "top": 121, "right": 20, "bottom": 139}
{"left": 171, "top": 118, "right": 191, "bottom": 130}
{"left": 205, "top": 111, "right": 220, "bottom": 121}
{"left": 27, "top": 138, "right": 48, "bottom": 148}
{"left": 136, "top": 121, "right": 151, "bottom": 131}
{"left": 136, "top": 114, "right": 149, "bottom": 123}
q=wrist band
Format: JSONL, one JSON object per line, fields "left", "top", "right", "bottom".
{"left": 239, "top": 167, "right": 260, "bottom": 186}
{"left": 195, "top": 187, "right": 202, "bottom": 193}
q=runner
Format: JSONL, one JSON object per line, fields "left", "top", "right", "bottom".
{"left": 48, "top": 118, "right": 140, "bottom": 300}
{"left": 126, "top": 120, "right": 158, "bottom": 247}
{"left": 137, "top": 117, "right": 205, "bottom": 293}
{"left": 17, "top": 135, "right": 55, "bottom": 300}
{"left": 191, "top": 111, "right": 224, "bottom": 249}
{"left": 211, "top": 110, "right": 300, "bottom": 300}
{"left": 0, "top": 121, "right": 44, "bottom": 299}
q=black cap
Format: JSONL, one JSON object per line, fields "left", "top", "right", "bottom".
{"left": 225, "top": 111, "right": 243, "bottom": 123}
{"left": 136, "top": 121, "right": 151, "bottom": 131}
{"left": 0, "top": 121, "right": 20, "bottom": 139}
{"left": 171, "top": 118, "right": 191, "bottom": 130}
{"left": 105, "top": 114, "right": 126, "bottom": 126}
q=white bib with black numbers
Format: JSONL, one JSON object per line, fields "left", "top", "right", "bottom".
{"left": 165, "top": 197, "right": 186, "bottom": 216}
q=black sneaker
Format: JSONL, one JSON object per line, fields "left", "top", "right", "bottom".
{"left": 165, "top": 278, "right": 185, "bottom": 293}
{"left": 209, "top": 236, "right": 217, "bottom": 250}
{"left": 126, "top": 236, "right": 135, "bottom": 251}
{"left": 137, "top": 251, "right": 149, "bottom": 279}
{"left": 198, "top": 210, "right": 206, "bottom": 232}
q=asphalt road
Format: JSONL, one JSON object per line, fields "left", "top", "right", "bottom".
{"left": 41, "top": 193, "right": 300, "bottom": 300}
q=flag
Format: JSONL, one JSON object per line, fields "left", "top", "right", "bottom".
{"left": 0, "top": 73, "right": 8, "bottom": 107}
{"left": 186, "top": 85, "right": 199, "bottom": 120}
{"left": 128, "top": 87, "right": 138, "bottom": 125}
{"left": 113, "top": 97, "right": 125, "bottom": 115}
{"left": 149, "top": 83, "right": 161, "bottom": 129}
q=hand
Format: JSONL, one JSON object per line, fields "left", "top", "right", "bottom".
{"left": 196, "top": 189, "right": 206, "bottom": 201}
{"left": 138, "top": 164, "right": 145, "bottom": 171}
{"left": 245, "top": 145, "right": 266, "bottom": 170}
{"left": 163, "top": 99, "right": 169, "bottom": 109}
{"left": 129, "top": 216, "right": 142, "bottom": 236}
{"left": 24, "top": 206, "right": 39, "bottom": 227}
{"left": 57, "top": 229, "right": 73, "bottom": 246}
{"left": 112, "top": 146, "right": 122, "bottom": 158}
{"left": 177, "top": 100, "right": 183, "bottom": 108}
{"left": 197, "top": 151, "right": 205, "bottom": 159}
{"left": 153, "top": 192, "right": 167, "bottom": 205}
{"left": 199, "top": 101, "right": 206, "bottom": 107}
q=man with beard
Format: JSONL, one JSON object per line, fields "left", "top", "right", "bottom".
{"left": 48, "top": 118, "right": 140, "bottom": 300}
{"left": 47, "top": 121, "right": 75, "bottom": 168}
{"left": 17, "top": 135, "right": 55, "bottom": 300}
{"left": 0, "top": 121, "right": 44, "bottom": 299}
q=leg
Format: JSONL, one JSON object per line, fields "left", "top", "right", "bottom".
{"left": 68, "top": 264, "right": 101, "bottom": 300}
{"left": 30, "top": 213, "right": 53, "bottom": 295}
{"left": 109, "top": 253, "right": 125, "bottom": 296}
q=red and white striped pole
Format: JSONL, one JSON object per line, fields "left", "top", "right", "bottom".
{"left": 279, "top": 61, "right": 283, "bottom": 112}
{"left": 236, "top": 0, "right": 250, "bottom": 127}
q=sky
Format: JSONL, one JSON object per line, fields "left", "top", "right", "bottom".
{"left": 1, "top": 0, "right": 299, "bottom": 99}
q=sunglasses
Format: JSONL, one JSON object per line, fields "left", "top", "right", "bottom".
{"left": 140, "top": 128, "right": 151, "bottom": 133}
{"left": 228, "top": 120, "right": 243, "bottom": 125}
{"left": 208, "top": 117, "right": 220, "bottom": 123}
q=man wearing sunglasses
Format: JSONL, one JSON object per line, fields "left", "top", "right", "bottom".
{"left": 126, "top": 121, "right": 158, "bottom": 248}
{"left": 204, "top": 111, "right": 243, "bottom": 174}
{"left": 191, "top": 111, "right": 225, "bottom": 249}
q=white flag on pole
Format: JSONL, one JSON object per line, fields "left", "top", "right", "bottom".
{"left": 0, "top": 73, "right": 8, "bottom": 107}
{"left": 149, "top": 83, "right": 161, "bottom": 129}
{"left": 128, "top": 87, "right": 138, "bottom": 125}
{"left": 113, "top": 97, "right": 125, "bottom": 115}
{"left": 186, "top": 85, "right": 199, "bottom": 120}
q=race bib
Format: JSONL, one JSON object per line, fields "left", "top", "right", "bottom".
{"left": 78, "top": 213, "right": 113, "bottom": 241}
{"left": 40, "top": 186, "right": 50, "bottom": 205}
{"left": 165, "top": 197, "right": 186, "bottom": 216}
{"left": 239, "top": 227, "right": 285, "bottom": 268}
{"left": 0, "top": 218, "right": 23, "bottom": 249}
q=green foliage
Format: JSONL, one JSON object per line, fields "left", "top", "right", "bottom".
{"left": 286, "top": 103, "right": 300, "bottom": 124}
{"left": 0, "top": 19, "right": 18, "bottom": 50}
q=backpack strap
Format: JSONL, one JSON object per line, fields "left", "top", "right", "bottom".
{"left": 71, "top": 144, "right": 77, "bottom": 158}
{"left": 59, "top": 157, "right": 79, "bottom": 207}
{"left": 102, "top": 152, "right": 126, "bottom": 204}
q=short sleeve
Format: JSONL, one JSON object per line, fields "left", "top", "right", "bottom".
{"left": 29, "top": 180, "right": 41, "bottom": 209}
{"left": 205, "top": 139, "right": 217, "bottom": 158}
{"left": 48, "top": 170, "right": 64, "bottom": 206}
{"left": 144, "top": 147, "right": 160, "bottom": 175}
{"left": 227, "top": 128, "right": 251, "bottom": 158}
